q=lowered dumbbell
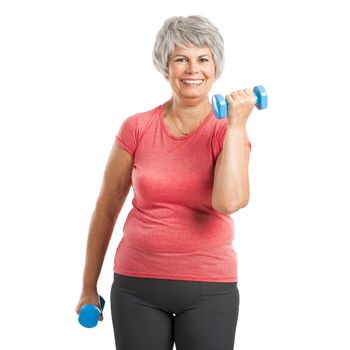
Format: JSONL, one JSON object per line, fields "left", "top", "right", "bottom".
{"left": 78, "top": 295, "right": 105, "bottom": 328}
{"left": 212, "top": 85, "right": 268, "bottom": 119}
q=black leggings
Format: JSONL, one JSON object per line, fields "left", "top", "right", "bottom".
{"left": 110, "top": 273, "right": 239, "bottom": 350}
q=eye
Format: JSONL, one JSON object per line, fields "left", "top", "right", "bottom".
{"left": 199, "top": 57, "right": 209, "bottom": 63}
{"left": 175, "top": 57, "right": 188, "bottom": 63}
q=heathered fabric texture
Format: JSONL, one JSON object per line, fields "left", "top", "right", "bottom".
{"left": 113, "top": 103, "right": 249, "bottom": 282}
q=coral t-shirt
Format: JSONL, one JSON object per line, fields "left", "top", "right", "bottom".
{"left": 113, "top": 103, "right": 244, "bottom": 282}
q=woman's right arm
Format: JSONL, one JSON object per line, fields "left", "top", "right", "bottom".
{"left": 76, "top": 142, "right": 133, "bottom": 316}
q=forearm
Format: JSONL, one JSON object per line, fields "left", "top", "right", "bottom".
{"left": 212, "top": 125, "right": 251, "bottom": 214}
{"left": 82, "top": 207, "right": 118, "bottom": 291}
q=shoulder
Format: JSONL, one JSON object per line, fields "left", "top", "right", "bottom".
{"left": 116, "top": 104, "right": 164, "bottom": 153}
{"left": 123, "top": 104, "right": 163, "bottom": 128}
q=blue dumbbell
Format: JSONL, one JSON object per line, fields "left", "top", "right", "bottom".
{"left": 212, "top": 85, "right": 268, "bottom": 119}
{"left": 78, "top": 295, "right": 105, "bottom": 328}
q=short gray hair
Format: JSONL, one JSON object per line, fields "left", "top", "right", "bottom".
{"left": 152, "top": 15, "right": 225, "bottom": 79}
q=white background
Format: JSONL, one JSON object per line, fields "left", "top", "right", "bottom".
{"left": 1, "top": 0, "right": 349, "bottom": 349}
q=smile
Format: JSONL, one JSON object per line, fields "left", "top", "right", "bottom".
{"left": 180, "top": 79, "right": 204, "bottom": 86}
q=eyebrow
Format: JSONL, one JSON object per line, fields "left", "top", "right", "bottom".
{"left": 173, "top": 54, "right": 211, "bottom": 58}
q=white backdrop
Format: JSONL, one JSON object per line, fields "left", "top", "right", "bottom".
{"left": 1, "top": 0, "right": 349, "bottom": 349}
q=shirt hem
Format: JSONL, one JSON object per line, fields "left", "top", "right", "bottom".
{"left": 114, "top": 268, "right": 237, "bottom": 283}
{"left": 115, "top": 136, "right": 134, "bottom": 156}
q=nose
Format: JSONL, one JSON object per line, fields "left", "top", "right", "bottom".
{"left": 185, "top": 60, "right": 199, "bottom": 75}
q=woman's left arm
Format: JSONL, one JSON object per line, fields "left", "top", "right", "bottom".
{"left": 211, "top": 89, "right": 256, "bottom": 215}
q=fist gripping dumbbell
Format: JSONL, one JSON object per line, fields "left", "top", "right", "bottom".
{"left": 212, "top": 85, "right": 268, "bottom": 119}
{"left": 78, "top": 295, "right": 105, "bottom": 328}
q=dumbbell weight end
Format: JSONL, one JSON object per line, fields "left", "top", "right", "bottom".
{"left": 78, "top": 295, "right": 105, "bottom": 328}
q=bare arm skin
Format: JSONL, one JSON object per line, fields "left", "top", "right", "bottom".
{"left": 75, "top": 142, "right": 133, "bottom": 317}
{"left": 211, "top": 88, "right": 255, "bottom": 215}
{"left": 212, "top": 125, "right": 251, "bottom": 214}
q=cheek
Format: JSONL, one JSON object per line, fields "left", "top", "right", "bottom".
{"left": 168, "top": 63, "right": 183, "bottom": 77}
{"left": 207, "top": 64, "right": 216, "bottom": 77}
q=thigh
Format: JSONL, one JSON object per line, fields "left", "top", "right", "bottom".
{"left": 174, "top": 282, "right": 239, "bottom": 350}
{"left": 110, "top": 274, "right": 174, "bottom": 350}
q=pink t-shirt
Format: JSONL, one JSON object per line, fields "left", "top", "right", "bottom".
{"left": 113, "top": 103, "right": 245, "bottom": 282}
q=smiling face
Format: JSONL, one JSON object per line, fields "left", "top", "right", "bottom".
{"left": 167, "top": 46, "right": 216, "bottom": 102}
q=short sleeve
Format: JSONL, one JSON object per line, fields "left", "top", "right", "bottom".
{"left": 115, "top": 116, "right": 139, "bottom": 156}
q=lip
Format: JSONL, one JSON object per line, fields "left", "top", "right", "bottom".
{"left": 180, "top": 79, "right": 204, "bottom": 86}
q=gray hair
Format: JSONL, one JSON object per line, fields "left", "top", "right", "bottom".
{"left": 152, "top": 15, "right": 225, "bottom": 79}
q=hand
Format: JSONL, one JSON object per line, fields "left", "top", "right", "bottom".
{"left": 75, "top": 288, "right": 104, "bottom": 321}
{"left": 225, "top": 89, "right": 256, "bottom": 127}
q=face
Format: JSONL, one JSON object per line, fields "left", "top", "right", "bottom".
{"left": 167, "top": 46, "right": 216, "bottom": 101}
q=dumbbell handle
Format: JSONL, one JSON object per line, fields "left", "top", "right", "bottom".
{"left": 212, "top": 85, "right": 268, "bottom": 119}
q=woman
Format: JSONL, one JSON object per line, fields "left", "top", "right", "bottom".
{"left": 76, "top": 15, "right": 255, "bottom": 350}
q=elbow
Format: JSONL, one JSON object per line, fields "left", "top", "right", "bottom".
{"left": 226, "top": 200, "right": 249, "bottom": 215}
{"left": 214, "top": 206, "right": 237, "bottom": 215}
{"left": 212, "top": 204, "right": 240, "bottom": 215}
{"left": 234, "top": 198, "right": 250, "bottom": 213}
{"left": 212, "top": 197, "right": 249, "bottom": 215}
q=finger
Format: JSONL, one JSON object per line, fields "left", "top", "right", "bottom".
{"left": 243, "top": 88, "right": 253, "bottom": 95}
{"left": 244, "top": 89, "right": 256, "bottom": 101}
{"left": 229, "top": 91, "right": 246, "bottom": 105}
{"left": 241, "top": 89, "right": 256, "bottom": 105}
{"left": 226, "top": 94, "right": 234, "bottom": 104}
{"left": 230, "top": 90, "right": 241, "bottom": 98}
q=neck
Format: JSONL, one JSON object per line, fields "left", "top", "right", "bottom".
{"left": 165, "top": 95, "right": 212, "bottom": 126}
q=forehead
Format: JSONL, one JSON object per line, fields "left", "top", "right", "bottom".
{"left": 172, "top": 45, "right": 212, "bottom": 57}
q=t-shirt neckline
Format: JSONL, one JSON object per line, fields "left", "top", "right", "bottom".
{"left": 159, "top": 103, "right": 213, "bottom": 140}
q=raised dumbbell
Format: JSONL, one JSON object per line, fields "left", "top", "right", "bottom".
{"left": 78, "top": 295, "right": 105, "bottom": 328}
{"left": 212, "top": 85, "right": 268, "bottom": 119}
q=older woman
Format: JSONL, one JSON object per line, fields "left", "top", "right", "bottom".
{"left": 76, "top": 15, "right": 255, "bottom": 350}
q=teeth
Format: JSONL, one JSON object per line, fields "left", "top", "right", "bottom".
{"left": 181, "top": 79, "right": 203, "bottom": 84}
